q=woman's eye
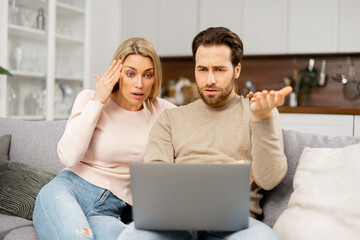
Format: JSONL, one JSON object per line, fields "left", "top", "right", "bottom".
{"left": 145, "top": 73, "right": 153, "bottom": 78}
{"left": 126, "top": 72, "right": 134, "bottom": 77}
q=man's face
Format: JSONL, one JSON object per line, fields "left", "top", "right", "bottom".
{"left": 195, "top": 45, "right": 241, "bottom": 108}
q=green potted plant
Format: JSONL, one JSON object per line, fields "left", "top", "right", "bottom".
{"left": 0, "top": 66, "right": 12, "bottom": 76}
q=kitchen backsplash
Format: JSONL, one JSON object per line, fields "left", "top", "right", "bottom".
{"left": 160, "top": 54, "right": 360, "bottom": 108}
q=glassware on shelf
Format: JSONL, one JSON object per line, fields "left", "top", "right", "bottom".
{"left": 56, "top": 16, "right": 72, "bottom": 37}
{"left": 23, "top": 89, "right": 46, "bottom": 116}
{"left": 7, "top": 87, "right": 18, "bottom": 116}
{"left": 20, "top": 6, "right": 36, "bottom": 29}
{"left": 29, "top": 50, "right": 40, "bottom": 72}
{"left": 24, "top": 92, "right": 38, "bottom": 115}
{"left": 36, "top": 8, "right": 45, "bottom": 30}
{"left": 9, "top": 0, "right": 19, "bottom": 25}
{"left": 55, "top": 83, "right": 74, "bottom": 116}
{"left": 14, "top": 46, "right": 23, "bottom": 71}
{"left": 37, "top": 87, "right": 47, "bottom": 115}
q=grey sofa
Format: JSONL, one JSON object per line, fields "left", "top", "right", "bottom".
{"left": 1, "top": 117, "right": 360, "bottom": 240}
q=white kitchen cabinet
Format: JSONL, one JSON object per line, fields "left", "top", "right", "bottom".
{"left": 338, "top": 0, "right": 360, "bottom": 53}
{"left": 199, "top": 0, "right": 287, "bottom": 55}
{"left": 158, "top": 0, "right": 198, "bottom": 56}
{"left": 199, "top": 0, "right": 243, "bottom": 38}
{"left": 288, "top": 0, "right": 339, "bottom": 54}
{"left": 354, "top": 115, "right": 360, "bottom": 137}
{"left": 120, "top": 0, "right": 160, "bottom": 51}
{"left": 243, "top": 0, "right": 288, "bottom": 55}
{"left": 118, "top": 0, "right": 360, "bottom": 56}
{"left": 120, "top": 0, "right": 198, "bottom": 57}
{"left": 0, "top": 0, "right": 89, "bottom": 120}
{"left": 280, "top": 113, "right": 354, "bottom": 137}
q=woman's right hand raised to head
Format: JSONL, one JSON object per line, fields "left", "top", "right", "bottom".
{"left": 92, "top": 59, "right": 122, "bottom": 104}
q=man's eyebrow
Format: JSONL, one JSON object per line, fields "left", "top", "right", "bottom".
{"left": 213, "top": 65, "right": 227, "bottom": 68}
{"left": 196, "top": 65, "right": 208, "bottom": 68}
{"left": 196, "top": 65, "right": 227, "bottom": 69}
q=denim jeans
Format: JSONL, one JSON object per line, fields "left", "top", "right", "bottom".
{"left": 117, "top": 217, "right": 279, "bottom": 240}
{"left": 33, "top": 170, "right": 127, "bottom": 240}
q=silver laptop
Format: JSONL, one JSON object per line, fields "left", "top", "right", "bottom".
{"left": 129, "top": 162, "right": 250, "bottom": 231}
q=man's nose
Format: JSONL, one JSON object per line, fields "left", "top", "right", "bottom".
{"left": 206, "top": 71, "right": 216, "bottom": 85}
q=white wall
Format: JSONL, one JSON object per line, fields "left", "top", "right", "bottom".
{"left": 88, "top": 0, "right": 121, "bottom": 89}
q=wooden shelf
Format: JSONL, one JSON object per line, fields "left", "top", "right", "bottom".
{"left": 278, "top": 106, "right": 360, "bottom": 115}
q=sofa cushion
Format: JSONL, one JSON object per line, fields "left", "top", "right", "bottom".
{"left": 0, "top": 134, "right": 11, "bottom": 163}
{"left": 0, "top": 215, "right": 38, "bottom": 240}
{"left": 261, "top": 129, "right": 360, "bottom": 227}
{"left": 273, "top": 143, "right": 360, "bottom": 239}
{"left": 0, "top": 118, "right": 66, "bottom": 173}
{"left": 0, "top": 162, "right": 55, "bottom": 220}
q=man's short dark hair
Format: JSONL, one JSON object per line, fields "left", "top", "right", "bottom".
{"left": 192, "top": 27, "right": 244, "bottom": 67}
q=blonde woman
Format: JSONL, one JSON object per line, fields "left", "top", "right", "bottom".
{"left": 33, "top": 38, "right": 176, "bottom": 240}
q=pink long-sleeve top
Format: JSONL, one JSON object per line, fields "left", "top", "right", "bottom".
{"left": 57, "top": 89, "right": 176, "bottom": 204}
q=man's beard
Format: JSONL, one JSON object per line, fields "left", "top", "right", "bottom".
{"left": 197, "top": 77, "right": 235, "bottom": 107}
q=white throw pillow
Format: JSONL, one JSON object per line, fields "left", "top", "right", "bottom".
{"left": 273, "top": 143, "right": 360, "bottom": 240}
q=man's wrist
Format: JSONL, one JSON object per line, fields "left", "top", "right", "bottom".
{"left": 251, "top": 112, "right": 273, "bottom": 122}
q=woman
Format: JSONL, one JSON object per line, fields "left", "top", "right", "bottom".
{"left": 33, "top": 38, "right": 176, "bottom": 240}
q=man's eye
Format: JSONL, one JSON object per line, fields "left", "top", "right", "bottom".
{"left": 126, "top": 72, "right": 134, "bottom": 77}
{"left": 217, "top": 69, "right": 224, "bottom": 72}
{"left": 199, "top": 68, "right": 207, "bottom": 72}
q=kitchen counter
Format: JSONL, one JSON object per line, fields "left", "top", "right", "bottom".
{"left": 278, "top": 107, "right": 360, "bottom": 115}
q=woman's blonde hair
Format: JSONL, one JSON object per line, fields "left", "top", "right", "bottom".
{"left": 111, "top": 37, "right": 162, "bottom": 102}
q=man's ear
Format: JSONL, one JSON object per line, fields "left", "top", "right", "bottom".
{"left": 235, "top": 63, "right": 241, "bottom": 79}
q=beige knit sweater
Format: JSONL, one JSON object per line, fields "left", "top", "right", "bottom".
{"left": 144, "top": 94, "right": 288, "bottom": 217}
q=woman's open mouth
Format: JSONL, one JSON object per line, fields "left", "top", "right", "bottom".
{"left": 132, "top": 92, "right": 144, "bottom": 99}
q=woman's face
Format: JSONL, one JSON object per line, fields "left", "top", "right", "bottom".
{"left": 117, "top": 54, "right": 155, "bottom": 111}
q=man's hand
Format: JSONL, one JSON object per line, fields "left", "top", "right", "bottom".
{"left": 92, "top": 60, "right": 122, "bottom": 104}
{"left": 247, "top": 86, "right": 292, "bottom": 121}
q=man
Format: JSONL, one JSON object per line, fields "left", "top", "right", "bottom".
{"left": 118, "top": 27, "right": 292, "bottom": 239}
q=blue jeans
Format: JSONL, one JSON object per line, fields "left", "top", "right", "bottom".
{"left": 117, "top": 217, "right": 279, "bottom": 240}
{"left": 33, "top": 170, "right": 128, "bottom": 240}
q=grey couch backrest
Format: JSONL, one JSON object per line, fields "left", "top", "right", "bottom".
{"left": 261, "top": 129, "right": 360, "bottom": 227}
{"left": 0, "top": 118, "right": 66, "bottom": 174}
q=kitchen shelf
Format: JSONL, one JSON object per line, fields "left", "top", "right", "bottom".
{"left": 56, "top": 2, "right": 85, "bottom": 15}
{"left": 8, "top": 24, "right": 46, "bottom": 41}
{"left": 9, "top": 69, "right": 46, "bottom": 78}
{"left": 55, "top": 75, "right": 83, "bottom": 81}
{"left": 278, "top": 107, "right": 360, "bottom": 115}
{"left": 56, "top": 34, "right": 84, "bottom": 44}
{"left": 1, "top": 0, "right": 89, "bottom": 120}
{"left": 7, "top": 115, "right": 45, "bottom": 120}
{"left": 14, "top": 0, "right": 46, "bottom": 9}
{"left": 55, "top": 115, "right": 70, "bottom": 120}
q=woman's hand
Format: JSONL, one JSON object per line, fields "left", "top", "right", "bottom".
{"left": 247, "top": 86, "right": 292, "bottom": 121}
{"left": 92, "top": 60, "right": 122, "bottom": 104}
